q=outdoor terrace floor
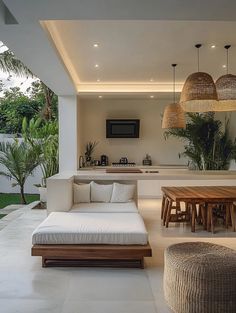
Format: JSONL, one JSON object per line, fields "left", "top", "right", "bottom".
{"left": 0, "top": 199, "right": 235, "bottom": 313}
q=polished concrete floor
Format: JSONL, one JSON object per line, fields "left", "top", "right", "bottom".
{"left": 0, "top": 199, "right": 236, "bottom": 313}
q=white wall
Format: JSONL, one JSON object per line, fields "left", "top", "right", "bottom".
{"left": 79, "top": 99, "right": 236, "bottom": 166}
{"left": 0, "top": 135, "right": 42, "bottom": 194}
{"left": 59, "top": 95, "right": 78, "bottom": 171}
{"left": 79, "top": 98, "right": 187, "bottom": 165}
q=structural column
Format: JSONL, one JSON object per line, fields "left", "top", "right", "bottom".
{"left": 58, "top": 95, "right": 78, "bottom": 172}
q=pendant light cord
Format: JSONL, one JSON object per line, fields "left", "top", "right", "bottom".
{"left": 225, "top": 45, "right": 231, "bottom": 75}
{"left": 195, "top": 44, "right": 202, "bottom": 72}
{"left": 172, "top": 64, "right": 177, "bottom": 103}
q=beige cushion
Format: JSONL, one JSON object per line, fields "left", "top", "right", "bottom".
{"left": 90, "top": 181, "right": 113, "bottom": 202}
{"left": 73, "top": 183, "right": 90, "bottom": 203}
{"left": 111, "top": 183, "right": 135, "bottom": 203}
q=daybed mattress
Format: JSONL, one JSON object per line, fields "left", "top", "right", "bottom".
{"left": 32, "top": 212, "right": 148, "bottom": 245}
{"left": 70, "top": 201, "right": 138, "bottom": 213}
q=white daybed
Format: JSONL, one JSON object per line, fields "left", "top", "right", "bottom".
{"left": 32, "top": 181, "right": 152, "bottom": 268}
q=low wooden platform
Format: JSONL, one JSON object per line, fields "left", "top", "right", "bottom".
{"left": 32, "top": 243, "right": 152, "bottom": 268}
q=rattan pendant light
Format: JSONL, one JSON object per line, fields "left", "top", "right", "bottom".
{"left": 162, "top": 64, "right": 186, "bottom": 129}
{"left": 180, "top": 44, "right": 218, "bottom": 112}
{"left": 214, "top": 45, "right": 236, "bottom": 111}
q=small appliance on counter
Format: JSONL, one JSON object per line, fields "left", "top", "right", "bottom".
{"left": 142, "top": 154, "right": 152, "bottom": 166}
{"left": 112, "top": 157, "right": 136, "bottom": 167}
{"left": 100, "top": 155, "right": 109, "bottom": 166}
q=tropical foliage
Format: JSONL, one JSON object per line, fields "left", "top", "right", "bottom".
{"left": 22, "top": 117, "right": 59, "bottom": 186}
{"left": 164, "top": 113, "right": 236, "bottom": 170}
{"left": 0, "top": 87, "right": 42, "bottom": 134}
{"left": 0, "top": 44, "right": 58, "bottom": 133}
{"left": 0, "top": 140, "right": 40, "bottom": 203}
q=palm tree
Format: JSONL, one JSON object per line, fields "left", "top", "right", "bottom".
{"left": 0, "top": 140, "right": 41, "bottom": 204}
{"left": 0, "top": 46, "right": 55, "bottom": 120}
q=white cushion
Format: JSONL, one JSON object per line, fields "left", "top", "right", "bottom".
{"left": 32, "top": 212, "right": 148, "bottom": 245}
{"left": 90, "top": 181, "right": 113, "bottom": 202}
{"left": 73, "top": 183, "right": 90, "bottom": 203}
{"left": 70, "top": 201, "right": 138, "bottom": 213}
{"left": 111, "top": 183, "right": 135, "bottom": 203}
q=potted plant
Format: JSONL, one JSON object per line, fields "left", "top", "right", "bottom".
{"left": 85, "top": 141, "right": 98, "bottom": 166}
{"left": 164, "top": 113, "right": 236, "bottom": 170}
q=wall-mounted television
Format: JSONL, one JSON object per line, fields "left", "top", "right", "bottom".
{"left": 106, "top": 119, "right": 140, "bottom": 138}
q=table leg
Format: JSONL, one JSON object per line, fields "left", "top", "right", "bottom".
{"left": 191, "top": 203, "right": 196, "bottom": 232}
{"left": 230, "top": 203, "right": 235, "bottom": 232}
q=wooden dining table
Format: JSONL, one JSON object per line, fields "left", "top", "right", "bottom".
{"left": 161, "top": 186, "right": 236, "bottom": 232}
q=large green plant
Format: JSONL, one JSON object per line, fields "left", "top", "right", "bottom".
{"left": 164, "top": 113, "right": 236, "bottom": 170}
{"left": 0, "top": 140, "right": 40, "bottom": 203}
{"left": 22, "top": 118, "right": 59, "bottom": 186}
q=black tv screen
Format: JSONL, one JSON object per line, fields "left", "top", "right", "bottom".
{"left": 106, "top": 119, "right": 140, "bottom": 138}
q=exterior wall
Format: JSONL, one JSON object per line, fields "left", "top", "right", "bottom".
{"left": 58, "top": 95, "right": 78, "bottom": 171}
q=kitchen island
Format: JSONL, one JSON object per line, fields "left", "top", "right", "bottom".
{"left": 47, "top": 168, "right": 236, "bottom": 213}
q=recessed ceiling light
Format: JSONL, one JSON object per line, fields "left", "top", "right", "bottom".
{"left": 222, "top": 64, "right": 227, "bottom": 68}
{"left": 98, "top": 95, "right": 103, "bottom": 98}
{"left": 150, "top": 78, "right": 154, "bottom": 82}
{"left": 211, "top": 45, "right": 216, "bottom": 48}
{"left": 93, "top": 43, "right": 99, "bottom": 48}
{"left": 150, "top": 95, "right": 154, "bottom": 98}
{"left": 95, "top": 64, "right": 99, "bottom": 68}
{"left": 97, "top": 79, "right": 100, "bottom": 82}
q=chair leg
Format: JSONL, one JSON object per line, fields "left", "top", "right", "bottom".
{"left": 162, "top": 197, "right": 169, "bottom": 226}
{"left": 230, "top": 203, "right": 235, "bottom": 232}
{"left": 165, "top": 199, "right": 173, "bottom": 228}
{"left": 191, "top": 203, "right": 197, "bottom": 232}
{"left": 161, "top": 194, "right": 166, "bottom": 220}
{"left": 225, "top": 204, "right": 230, "bottom": 228}
{"left": 200, "top": 203, "right": 207, "bottom": 229}
{"left": 206, "top": 205, "right": 214, "bottom": 233}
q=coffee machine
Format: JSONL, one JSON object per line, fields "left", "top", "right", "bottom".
{"left": 100, "top": 155, "right": 109, "bottom": 166}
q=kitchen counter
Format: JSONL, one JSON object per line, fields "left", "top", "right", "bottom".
{"left": 74, "top": 169, "right": 236, "bottom": 181}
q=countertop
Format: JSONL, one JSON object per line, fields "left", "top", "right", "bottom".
{"left": 49, "top": 168, "right": 236, "bottom": 181}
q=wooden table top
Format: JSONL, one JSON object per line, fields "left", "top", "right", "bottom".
{"left": 161, "top": 186, "right": 236, "bottom": 202}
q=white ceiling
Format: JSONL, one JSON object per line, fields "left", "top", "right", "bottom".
{"left": 44, "top": 20, "right": 236, "bottom": 93}
{"left": 2, "top": 0, "right": 236, "bottom": 95}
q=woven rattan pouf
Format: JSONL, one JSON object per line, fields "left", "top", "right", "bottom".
{"left": 164, "top": 242, "right": 236, "bottom": 313}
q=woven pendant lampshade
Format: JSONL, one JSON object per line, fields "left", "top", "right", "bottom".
{"left": 214, "top": 45, "right": 236, "bottom": 111}
{"left": 162, "top": 103, "right": 186, "bottom": 129}
{"left": 180, "top": 44, "right": 218, "bottom": 112}
{"left": 162, "top": 64, "right": 186, "bottom": 129}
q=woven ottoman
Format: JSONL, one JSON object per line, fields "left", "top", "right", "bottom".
{"left": 164, "top": 242, "right": 236, "bottom": 313}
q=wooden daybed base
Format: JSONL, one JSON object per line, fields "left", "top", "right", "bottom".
{"left": 32, "top": 243, "right": 152, "bottom": 268}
